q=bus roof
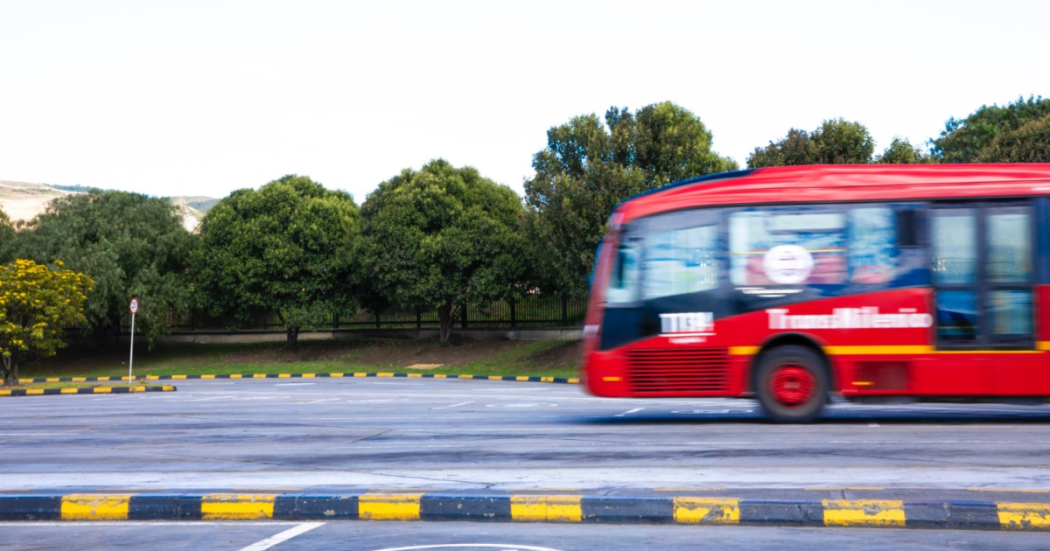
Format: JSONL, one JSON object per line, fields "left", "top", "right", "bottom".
{"left": 618, "top": 164, "right": 1050, "bottom": 224}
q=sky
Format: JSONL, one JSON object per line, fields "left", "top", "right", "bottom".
{"left": 2, "top": 0, "right": 1049, "bottom": 202}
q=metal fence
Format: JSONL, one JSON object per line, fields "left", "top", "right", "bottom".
{"left": 170, "top": 294, "right": 587, "bottom": 333}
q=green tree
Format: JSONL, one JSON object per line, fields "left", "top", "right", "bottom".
{"left": 0, "top": 207, "right": 13, "bottom": 265}
{"left": 975, "top": 113, "right": 1050, "bottom": 163}
{"left": 525, "top": 101, "right": 737, "bottom": 296}
{"left": 359, "top": 159, "right": 527, "bottom": 343}
{"left": 877, "top": 137, "right": 929, "bottom": 164}
{"left": 193, "top": 175, "right": 359, "bottom": 348}
{"left": 0, "top": 259, "right": 93, "bottom": 384}
{"left": 12, "top": 191, "right": 195, "bottom": 348}
{"left": 748, "top": 119, "right": 876, "bottom": 167}
{"left": 930, "top": 96, "right": 1050, "bottom": 162}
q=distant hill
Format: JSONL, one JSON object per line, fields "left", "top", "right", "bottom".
{"left": 0, "top": 179, "right": 216, "bottom": 231}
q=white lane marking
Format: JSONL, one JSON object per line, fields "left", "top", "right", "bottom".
{"left": 434, "top": 401, "right": 473, "bottom": 409}
{"left": 869, "top": 421, "right": 881, "bottom": 427}
{"left": 485, "top": 403, "right": 558, "bottom": 408}
{"left": 367, "top": 545, "right": 565, "bottom": 551}
{"left": 238, "top": 522, "right": 324, "bottom": 551}
{"left": 275, "top": 383, "right": 316, "bottom": 387}
{"left": 615, "top": 407, "right": 644, "bottom": 417}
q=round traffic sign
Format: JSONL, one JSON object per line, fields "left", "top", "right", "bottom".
{"left": 129, "top": 297, "right": 139, "bottom": 314}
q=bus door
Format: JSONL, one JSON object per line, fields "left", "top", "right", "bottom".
{"left": 929, "top": 201, "right": 1037, "bottom": 394}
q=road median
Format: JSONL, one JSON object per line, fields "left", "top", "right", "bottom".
{"left": 19, "top": 373, "right": 579, "bottom": 385}
{"left": 0, "top": 385, "right": 177, "bottom": 397}
{"left": 0, "top": 491, "right": 1047, "bottom": 530}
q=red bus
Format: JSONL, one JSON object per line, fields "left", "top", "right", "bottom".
{"left": 581, "top": 164, "right": 1050, "bottom": 422}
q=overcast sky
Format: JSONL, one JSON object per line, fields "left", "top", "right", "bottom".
{"left": 2, "top": 0, "right": 1048, "bottom": 201}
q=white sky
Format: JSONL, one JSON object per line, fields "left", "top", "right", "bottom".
{"left": 2, "top": 0, "right": 1048, "bottom": 202}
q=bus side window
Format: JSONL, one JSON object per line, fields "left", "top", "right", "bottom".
{"left": 606, "top": 240, "right": 639, "bottom": 304}
{"left": 642, "top": 224, "right": 718, "bottom": 299}
{"left": 848, "top": 206, "right": 896, "bottom": 284}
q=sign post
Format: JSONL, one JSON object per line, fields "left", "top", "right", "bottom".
{"left": 129, "top": 297, "right": 138, "bottom": 383}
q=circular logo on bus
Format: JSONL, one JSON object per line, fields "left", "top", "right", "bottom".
{"left": 763, "top": 245, "right": 814, "bottom": 285}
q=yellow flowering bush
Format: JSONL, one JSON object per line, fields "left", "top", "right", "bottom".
{"left": 0, "top": 259, "right": 93, "bottom": 384}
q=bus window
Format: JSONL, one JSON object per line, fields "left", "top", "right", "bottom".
{"left": 729, "top": 208, "right": 846, "bottom": 286}
{"left": 848, "top": 207, "right": 895, "bottom": 284}
{"left": 606, "top": 238, "right": 639, "bottom": 304}
{"left": 642, "top": 224, "right": 718, "bottom": 299}
{"left": 987, "top": 205, "right": 1034, "bottom": 337}
{"left": 931, "top": 208, "right": 978, "bottom": 284}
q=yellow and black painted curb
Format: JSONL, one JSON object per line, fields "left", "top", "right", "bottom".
{"left": 1, "top": 493, "right": 1048, "bottom": 530}
{"left": 20, "top": 373, "right": 580, "bottom": 385}
{"left": 0, "top": 386, "right": 177, "bottom": 398}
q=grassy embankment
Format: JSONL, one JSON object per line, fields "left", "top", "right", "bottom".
{"left": 19, "top": 338, "right": 581, "bottom": 381}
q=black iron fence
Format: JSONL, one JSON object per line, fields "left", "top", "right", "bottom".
{"left": 170, "top": 294, "right": 587, "bottom": 333}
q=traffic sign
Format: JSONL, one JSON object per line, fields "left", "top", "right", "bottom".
{"left": 129, "top": 297, "right": 139, "bottom": 314}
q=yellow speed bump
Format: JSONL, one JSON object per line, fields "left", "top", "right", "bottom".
{"left": 998, "top": 503, "right": 1050, "bottom": 530}
{"left": 511, "top": 495, "right": 582, "bottom": 522}
{"left": 201, "top": 494, "right": 276, "bottom": 520}
{"left": 359, "top": 493, "right": 422, "bottom": 520}
{"left": 61, "top": 495, "right": 131, "bottom": 520}
{"left": 823, "top": 499, "right": 905, "bottom": 527}
{"left": 673, "top": 497, "right": 739, "bottom": 524}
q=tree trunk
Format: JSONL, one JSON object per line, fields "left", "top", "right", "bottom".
{"left": 1, "top": 355, "right": 17, "bottom": 385}
{"left": 286, "top": 327, "right": 300, "bottom": 350}
{"left": 437, "top": 301, "right": 454, "bottom": 343}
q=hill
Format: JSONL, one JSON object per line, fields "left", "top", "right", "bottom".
{"left": 0, "top": 180, "right": 215, "bottom": 232}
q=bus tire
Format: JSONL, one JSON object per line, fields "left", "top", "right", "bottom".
{"left": 754, "top": 345, "right": 828, "bottom": 423}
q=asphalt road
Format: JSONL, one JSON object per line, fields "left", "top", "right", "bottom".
{"left": 3, "top": 377, "right": 1050, "bottom": 491}
{"left": 4, "top": 521, "right": 1050, "bottom": 551}
{"left": 4, "top": 376, "right": 1050, "bottom": 549}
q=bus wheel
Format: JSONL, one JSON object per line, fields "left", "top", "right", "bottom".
{"left": 755, "top": 345, "right": 828, "bottom": 423}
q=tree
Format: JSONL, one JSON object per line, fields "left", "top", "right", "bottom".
{"left": 12, "top": 191, "right": 195, "bottom": 348}
{"left": 0, "top": 259, "right": 92, "bottom": 384}
{"left": 0, "top": 207, "right": 13, "bottom": 265}
{"left": 359, "top": 159, "right": 527, "bottom": 343}
{"left": 877, "top": 137, "right": 929, "bottom": 164}
{"left": 975, "top": 113, "right": 1050, "bottom": 163}
{"left": 193, "top": 175, "right": 359, "bottom": 348}
{"left": 930, "top": 96, "right": 1050, "bottom": 163}
{"left": 524, "top": 101, "right": 737, "bottom": 296}
{"left": 748, "top": 119, "right": 876, "bottom": 167}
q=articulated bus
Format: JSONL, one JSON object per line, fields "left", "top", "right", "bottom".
{"left": 581, "top": 164, "right": 1050, "bottom": 422}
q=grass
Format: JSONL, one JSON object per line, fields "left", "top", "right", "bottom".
{"left": 19, "top": 338, "right": 580, "bottom": 380}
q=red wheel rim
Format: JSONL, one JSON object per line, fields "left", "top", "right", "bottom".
{"left": 769, "top": 364, "right": 816, "bottom": 407}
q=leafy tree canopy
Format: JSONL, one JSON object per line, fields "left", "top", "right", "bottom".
{"left": 975, "top": 113, "right": 1050, "bottom": 163}
{"left": 359, "top": 159, "right": 527, "bottom": 342}
{"left": 193, "top": 175, "right": 359, "bottom": 347}
{"left": 12, "top": 191, "right": 194, "bottom": 348}
{"left": 748, "top": 119, "right": 876, "bottom": 167}
{"left": 877, "top": 137, "right": 929, "bottom": 164}
{"left": 0, "top": 207, "right": 13, "bottom": 264}
{"left": 930, "top": 96, "right": 1050, "bottom": 163}
{"left": 0, "top": 259, "right": 92, "bottom": 383}
{"left": 525, "top": 101, "right": 737, "bottom": 296}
